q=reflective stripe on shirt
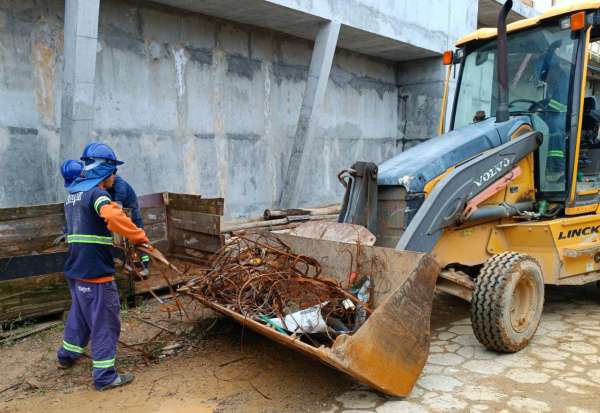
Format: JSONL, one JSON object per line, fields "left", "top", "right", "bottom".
{"left": 67, "top": 234, "right": 113, "bottom": 245}
{"left": 548, "top": 99, "right": 567, "bottom": 112}
{"left": 548, "top": 150, "right": 564, "bottom": 158}
{"left": 93, "top": 196, "right": 111, "bottom": 215}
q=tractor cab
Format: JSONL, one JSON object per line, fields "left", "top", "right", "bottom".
{"left": 450, "top": 4, "right": 600, "bottom": 214}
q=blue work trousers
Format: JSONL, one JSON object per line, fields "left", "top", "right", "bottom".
{"left": 57, "top": 278, "right": 121, "bottom": 388}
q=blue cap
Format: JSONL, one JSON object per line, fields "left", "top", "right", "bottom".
{"left": 68, "top": 161, "right": 117, "bottom": 194}
{"left": 80, "top": 142, "right": 124, "bottom": 165}
{"left": 60, "top": 160, "right": 84, "bottom": 188}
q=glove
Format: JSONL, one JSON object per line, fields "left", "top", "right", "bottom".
{"left": 137, "top": 242, "right": 154, "bottom": 251}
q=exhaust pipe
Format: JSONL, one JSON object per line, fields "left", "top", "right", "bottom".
{"left": 496, "top": 0, "right": 513, "bottom": 123}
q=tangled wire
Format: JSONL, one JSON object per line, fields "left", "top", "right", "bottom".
{"left": 180, "top": 233, "right": 372, "bottom": 341}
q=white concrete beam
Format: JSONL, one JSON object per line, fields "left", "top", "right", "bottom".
{"left": 478, "top": 0, "right": 539, "bottom": 28}
{"left": 280, "top": 20, "right": 340, "bottom": 208}
{"left": 60, "top": 0, "right": 100, "bottom": 161}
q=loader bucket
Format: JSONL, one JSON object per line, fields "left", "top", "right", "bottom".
{"left": 190, "top": 233, "right": 440, "bottom": 396}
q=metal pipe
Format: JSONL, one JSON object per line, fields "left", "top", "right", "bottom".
{"left": 466, "top": 201, "right": 534, "bottom": 222}
{"left": 496, "top": 0, "right": 513, "bottom": 123}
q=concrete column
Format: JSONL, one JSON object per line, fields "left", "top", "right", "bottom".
{"left": 280, "top": 20, "right": 340, "bottom": 208}
{"left": 60, "top": 0, "right": 100, "bottom": 161}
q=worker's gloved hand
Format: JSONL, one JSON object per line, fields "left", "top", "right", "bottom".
{"left": 139, "top": 253, "right": 151, "bottom": 277}
{"left": 137, "top": 242, "right": 154, "bottom": 251}
{"left": 140, "top": 253, "right": 151, "bottom": 270}
{"left": 134, "top": 243, "right": 153, "bottom": 276}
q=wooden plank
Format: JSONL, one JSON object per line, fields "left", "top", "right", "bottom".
{"left": 169, "top": 246, "right": 213, "bottom": 265}
{"left": 0, "top": 252, "right": 197, "bottom": 323}
{"left": 0, "top": 213, "right": 65, "bottom": 239}
{"left": 138, "top": 192, "right": 166, "bottom": 208}
{"left": 0, "top": 252, "right": 68, "bottom": 281}
{"left": 134, "top": 273, "right": 191, "bottom": 295}
{"left": 0, "top": 247, "right": 127, "bottom": 282}
{"left": 0, "top": 236, "right": 64, "bottom": 257}
{"left": 123, "top": 206, "right": 165, "bottom": 226}
{"left": 166, "top": 193, "right": 224, "bottom": 215}
{"left": 0, "top": 320, "right": 62, "bottom": 343}
{"left": 0, "top": 213, "right": 65, "bottom": 256}
{"left": 166, "top": 205, "right": 176, "bottom": 254}
{"left": 141, "top": 206, "right": 166, "bottom": 225}
{"left": 169, "top": 210, "right": 221, "bottom": 235}
{"left": 222, "top": 217, "right": 287, "bottom": 233}
{"left": 0, "top": 203, "right": 63, "bottom": 221}
{"left": 144, "top": 222, "right": 167, "bottom": 242}
{"left": 264, "top": 204, "right": 340, "bottom": 220}
{"left": 0, "top": 269, "right": 135, "bottom": 323}
{"left": 152, "top": 239, "right": 170, "bottom": 252}
{"left": 0, "top": 272, "right": 71, "bottom": 323}
{"left": 0, "top": 272, "right": 132, "bottom": 323}
{"left": 170, "top": 228, "right": 224, "bottom": 253}
{"left": 1, "top": 300, "right": 72, "bottom": 324}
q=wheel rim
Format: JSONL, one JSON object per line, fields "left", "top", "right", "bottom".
{"left": 509, "top": 267, "right": 538, "bottom": 333}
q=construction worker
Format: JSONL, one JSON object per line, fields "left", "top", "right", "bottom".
{"left": 60, "top": 160, "right": 84, "bottom": 188}
{"left": 81, "top": 143, "right": 150, "bottom": 274}
{"left": 535, "top": 39, "right": 569, "bottom": 183}
{"left": 57, "top": 142, "right": 151, "bottom": 391}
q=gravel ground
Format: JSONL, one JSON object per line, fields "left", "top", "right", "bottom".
{"left": 325, "top": 285, "right": 600, "bottom": 413}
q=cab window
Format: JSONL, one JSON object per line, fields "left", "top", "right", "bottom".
{"left": 576, "top": 39, "right": 600, "bottom": 197}
{"left": 453, "top": 25, "right": 578, "bottom": 195}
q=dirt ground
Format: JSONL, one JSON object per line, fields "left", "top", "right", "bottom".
{"left": 0, "top": 295, "right": 354, "bottom": 413}
{"left": 2, "top": 286, "right": 599, "bottom": 413}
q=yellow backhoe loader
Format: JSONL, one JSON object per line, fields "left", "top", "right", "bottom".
{"left": 184, "top": 1, "right": 600, "bottom": 397}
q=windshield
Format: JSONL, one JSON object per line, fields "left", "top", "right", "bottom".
{"left": 453, "top": 25, "right": 578, "bottom": 193}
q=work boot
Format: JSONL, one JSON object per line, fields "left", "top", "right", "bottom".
{"left": 56, "top": 359, "right": 75, "bottom": 369}
{"left": 96, "top": 373, "right": 135, "bottom": 391}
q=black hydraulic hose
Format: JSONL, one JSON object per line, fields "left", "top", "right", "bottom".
{"left": 465, "top": 201, "right": 534, "bottom": 223}
{"left": 496, "top": 0, "right": 513, "bottom": 123}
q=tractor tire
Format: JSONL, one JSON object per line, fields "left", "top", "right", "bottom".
{"left": 471, "top": 252, "right": 544, "bottom": 353}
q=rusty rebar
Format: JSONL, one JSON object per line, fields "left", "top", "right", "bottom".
{"left": 179, "top": 233, "right": 371, "bottom": 339}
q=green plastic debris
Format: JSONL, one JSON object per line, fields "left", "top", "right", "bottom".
{"left": 258, "top": 315, "right": 289, "bottom": 335}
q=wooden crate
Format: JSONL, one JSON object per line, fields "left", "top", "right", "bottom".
{"left": 0, "top": 193, "right": 224, "bottom": 323}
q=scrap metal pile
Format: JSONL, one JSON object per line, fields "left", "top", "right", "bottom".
{"left": 179, "top": 233, "right": 373, "bottom": 343}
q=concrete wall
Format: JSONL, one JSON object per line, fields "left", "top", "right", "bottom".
{"left": 0, "top": 0, "right": 398, "bottom": 216}
{"left": 0, "top": 0, "right": 64, "bottom": 208}
{"left": 395, "top": 0, "right": 478, "bottom": 148}
{"left": 266, "top": 0, "right": 478, "bottom": 53}
{"left": 396, "top": 57, "right": 457, "bottom": 149}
